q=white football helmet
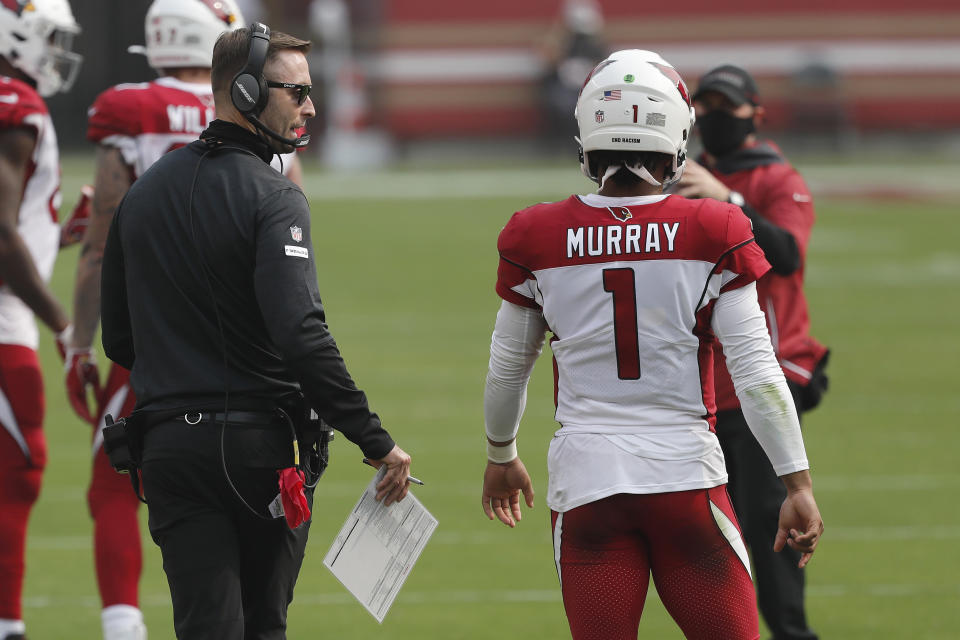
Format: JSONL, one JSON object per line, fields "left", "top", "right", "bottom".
{"left": 575, "top": 49, "right": 695, "bottom": 187}
{"left": 129, "top": 0, "right": 244, "bottom": 69}
{"left": 0, "top": 0, "right": 81, "bottom": 97}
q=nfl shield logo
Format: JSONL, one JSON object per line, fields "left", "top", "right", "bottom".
{"left": 290, "top": 225, "right": 302, "bottom": 242}
{"left": 595, "top": 110, "right": 605, "bottom": 123}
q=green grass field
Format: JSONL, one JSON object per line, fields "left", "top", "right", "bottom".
{"left": 20, "top": 156, "right": 960, "bottom": 638}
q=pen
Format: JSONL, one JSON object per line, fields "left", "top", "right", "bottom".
{"left": 362, "top": 458, "right": 425, "bottom": 486}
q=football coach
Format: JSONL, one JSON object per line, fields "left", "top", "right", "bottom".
{"left": 99, "top": 23, "right": 412, "bottom": 639}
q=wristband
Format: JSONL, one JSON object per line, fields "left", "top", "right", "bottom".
{"left": 487, "top": 439, "right": 518, "bottom": 464}
{"left": 727, "top": 190, "right": 745, "bottom": 207}
{"left": 55, "top": 323, "right": 73, "bottom": 346}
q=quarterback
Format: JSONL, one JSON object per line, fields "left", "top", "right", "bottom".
{"left": 480, "top": 50, "right": 824, "bottom": 639}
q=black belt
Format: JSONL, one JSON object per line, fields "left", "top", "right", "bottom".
{"left": 175, "top": 411, "right": 281, "bottom": 426}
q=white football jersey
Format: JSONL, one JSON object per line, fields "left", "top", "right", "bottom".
{"left": 496, "top": 192, "right": 771, "bottom": 510}
{"left": 0, "top": 77, "right": 61, "bottom": 349}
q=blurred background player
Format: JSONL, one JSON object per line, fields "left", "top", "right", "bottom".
{"left": 0, "top": 1, "right": 81, "bottom": 638}
{"left": 64, "top": 1, "right": 301, "bottom": 638}
{"left": 537, "top": 0, "right": 607, "bottom": 154}
{"left": 675, "top": 64, "right": 830, "bottom": 640}
{"left": 481, "top": 50, "right": 824, "bottom": 639}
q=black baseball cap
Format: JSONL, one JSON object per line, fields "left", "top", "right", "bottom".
{"left": 692, "top": 64, "right": 760, "bottom": 106}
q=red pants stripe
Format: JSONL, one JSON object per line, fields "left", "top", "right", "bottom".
{"left": 0, "top": 345, "right": 45, "bottom": 620}
{"left": 88, "top": 364, "right": 142, "bottom": 608}
{"left": 551, "top": 486, "right": 759, "bottom": 640}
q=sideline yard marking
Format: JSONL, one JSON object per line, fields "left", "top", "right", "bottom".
{"left": 23, "top": 583, "right": 960, "bottom": 609}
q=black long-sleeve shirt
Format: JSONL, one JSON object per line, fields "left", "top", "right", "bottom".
{"left": 101, "top": 120, "right": 394, "bottom": 459}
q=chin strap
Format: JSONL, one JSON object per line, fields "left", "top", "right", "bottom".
{"left": 600, "top": 162, "right": 662, "bottom": 189}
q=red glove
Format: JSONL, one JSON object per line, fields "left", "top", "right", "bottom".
{"left": 278, "top": 467, "right": 311, "bottom": 529}
{"left": 65, "top": 348, "right": 102, "bottom": 426}
{"left": 60, "top": 185, "right": 93, "bottom": 248}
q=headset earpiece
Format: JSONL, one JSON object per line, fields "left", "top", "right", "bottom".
{"left": 231, "top": 23, "right": 271, "bottom": 116}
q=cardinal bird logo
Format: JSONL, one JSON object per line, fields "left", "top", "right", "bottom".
{"left": 1, "top": 0, "right": 33, "bottom": 16}
{"left": 199, "top": 0, "right": 238, "bottom": 25}
{"left": 650, "top": 62, "right": 691, "bottom": 108}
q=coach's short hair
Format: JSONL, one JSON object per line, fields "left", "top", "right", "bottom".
{"left": 211, "top": 28, "right": 311, "bottom": 97}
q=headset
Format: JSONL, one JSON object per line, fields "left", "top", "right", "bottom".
{"left": 230, "top": 22, "right": 310, "bottom": 149}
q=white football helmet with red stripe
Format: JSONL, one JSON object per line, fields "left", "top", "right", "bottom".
{"left": 575, "top": 49, "right": 695, "bottom": 186}
{"left": 130, "top": 0, "right": 244, "bottom": 70}
{"left": 0, "top": 0, "right": 81, "bottom": 96}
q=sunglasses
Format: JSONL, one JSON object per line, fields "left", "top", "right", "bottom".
{"left": 266, "top": 81, "right": 312, "bottom": 105}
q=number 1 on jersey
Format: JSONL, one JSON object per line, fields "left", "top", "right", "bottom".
{"left": 602, "top": 268, "right": 641, "bottom": 379}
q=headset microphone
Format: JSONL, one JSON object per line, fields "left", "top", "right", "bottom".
{"left": 232, "top": 23, "right": 311, "bottom": 150}
{"left": 245, "top": 113, "right": 311, "bottom": 149}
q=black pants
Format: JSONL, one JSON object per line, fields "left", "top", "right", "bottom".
{"left": 141, "top": 417, "right": 314, "bottom": 639}
{"left": 716, "top": 386, "right": 817, "bottom": 640}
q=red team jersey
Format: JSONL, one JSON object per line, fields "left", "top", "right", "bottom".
{"left": 496, "top": 193, "right": 771, "bottom": 511}
{"left": 707, "top": 143, "right": 828, "bottom": 411}
{"left": 497, "top": 194, "right": 770, "bottom": 432}
{"left": 0, "top": 76, "right": 61, "bottom": 349}
{"left": 87, "top": 76, "right": 216, "bottom": 178}
{"left": 87, "top": 76, "right": 295, "bottom": 187}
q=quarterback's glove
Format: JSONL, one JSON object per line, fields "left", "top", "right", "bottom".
{"left": 60, "top": 185, "right": 93, "bottom": 248}
{"left": 65, "top": 347, "right": 102, "bottom": 426}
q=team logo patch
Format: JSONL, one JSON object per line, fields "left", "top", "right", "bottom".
{"left": 199, "top": 0, "right": 239, "bottom": 25}
{"left": 607, "top": 206, "right": 632, "bottom": 222}
{"left": 289, "top": 225, "right": 302, "bottom": 242}
{"left": 595, "top": 110, "right": 605, "bottom": 123}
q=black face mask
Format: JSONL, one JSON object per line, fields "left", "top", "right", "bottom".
{"left": 696, "top": 110, "right": 756, "bottom": 157}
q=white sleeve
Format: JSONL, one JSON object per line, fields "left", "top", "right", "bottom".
{"left": 484, "top": 300, "right": 548, "bottom": 443}
{"left": 711, "top": 282, "right": 809, "bottom": 476}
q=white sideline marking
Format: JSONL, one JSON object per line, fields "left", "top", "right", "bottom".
{"left": 827, "top": 525, "right": 960, "bottom": 542}
{"left": 27, "top": 522, "right": 960, "bottom": 551}
{"left": 815, "top": 474, "right": 960, "bottom": 491}
{"left": 298, "top": 166, "right": 960, "bottom": 202}
{"left": 38, "top": 473, "right": 955, "bottom": 505}
{"left": 45, "top": 472, "right": 949, "bottom": 502}
{"left": 807, "top": 256, "right": 960, "bottom": 286}
{"left": 23, "top": 584, "right": 960, "bottom": 609}
{"left": 43, "top": 472, "right": 955, "bottom": 506}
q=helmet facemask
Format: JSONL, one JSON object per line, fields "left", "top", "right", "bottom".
{"left": 38, "top": 27, "right": 82, "bottom": 94}
{"left": 0, "top": 0, "right": 82, "bottom": 96}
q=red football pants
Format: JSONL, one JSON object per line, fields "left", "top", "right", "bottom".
{"left": 551, "top": 486, "right": 759, "bottom": 640}
{"left": 0, "top": 345, "right": 46, "bottom": 620}
{"left": 88, "top": 364, "right": 141, "bottom": 608}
